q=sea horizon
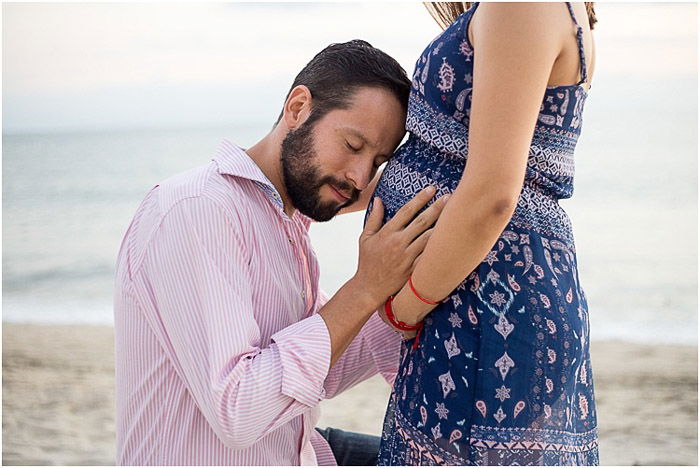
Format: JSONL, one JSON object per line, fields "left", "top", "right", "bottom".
{"left": 3, "top": 101, "right": 697, "bottom": 346}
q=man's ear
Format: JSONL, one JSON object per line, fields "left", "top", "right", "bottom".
{"left": 282, "top": 85, "right": 312, "bottom": 131}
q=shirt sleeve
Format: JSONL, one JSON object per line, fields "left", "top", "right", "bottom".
{"left": 139, "top": 195, "right": 331, "bottom": 450}
{"left": 320, "top": 301, "right": 403, "bottom": 399}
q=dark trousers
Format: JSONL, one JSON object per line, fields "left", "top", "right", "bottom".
{"left": 315, "top": 427, "right": 381, "bottom": 466}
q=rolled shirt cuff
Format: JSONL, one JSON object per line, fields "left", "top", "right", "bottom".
{"left": 361, "top": 312, "right": 402, "bottom": 386}
{"left": 271, "top": 313, "right": 331, "bottom": 407}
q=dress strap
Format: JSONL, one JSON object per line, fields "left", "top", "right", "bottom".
{"left": 460, "top": 2, "right": 480, "bottom": 50}
{"left": 565, "top": 2, "right": 588, "bottom": 85}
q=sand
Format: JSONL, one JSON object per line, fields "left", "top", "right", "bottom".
{"left": 2, "top": 323, "right": 697, "bottom": 466}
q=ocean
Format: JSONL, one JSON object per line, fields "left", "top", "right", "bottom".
{"left": 2, "top": 77, "right": 697, "bottom": 345}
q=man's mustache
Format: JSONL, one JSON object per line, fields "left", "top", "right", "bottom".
{"left": 319, "top": 176, "right": 361, "bottom": 205}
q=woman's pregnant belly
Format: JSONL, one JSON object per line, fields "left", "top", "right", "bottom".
{"left": 369, "top": 135, "right": 465, "bottom": 225}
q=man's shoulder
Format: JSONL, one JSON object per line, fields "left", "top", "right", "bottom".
{"left": 156, "top": 162, "right": 255, "bottom": 221}
{"left": 156, "top": 162, "right": 216, "bottom": 210}
{"left": 121, "top": 163, "right": 257, "bottom": 277}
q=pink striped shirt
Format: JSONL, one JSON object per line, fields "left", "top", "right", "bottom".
{"left": 113, "top": 140, "right": 401, "bottom": 465}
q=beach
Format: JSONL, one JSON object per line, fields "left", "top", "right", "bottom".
{"left": 2, "top": 323, "right": 697, "bottom": 466}
{"left": 2, "top": 1, "right": 697, "bottom": 466}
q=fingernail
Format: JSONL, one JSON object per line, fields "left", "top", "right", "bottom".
{"left": 425, "top": 186, "right": 436, "bottom": 194}
{"left": 443, "top": 194, "right": 451, "bottom": 202}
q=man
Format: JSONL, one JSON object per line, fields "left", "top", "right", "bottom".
{"left": 114, "top": 40, "right": 447, "bottom": 465}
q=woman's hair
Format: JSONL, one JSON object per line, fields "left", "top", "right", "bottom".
{"left": 425, "top": 2, "right": 597, "bottom": 30}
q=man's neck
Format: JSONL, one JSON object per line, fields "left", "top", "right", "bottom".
{"left": 245, "top": 134, "right": 296, "bottom": 218}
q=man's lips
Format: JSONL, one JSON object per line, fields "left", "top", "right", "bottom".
{"left": 329, "top": 184, "right": 351, "bottom": 203}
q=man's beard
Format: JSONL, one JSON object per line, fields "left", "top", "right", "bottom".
{"left": 280, "top": 119, "right": 360, "bottom": 222}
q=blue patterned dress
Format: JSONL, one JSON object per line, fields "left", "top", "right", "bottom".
{"left": 370, "top": 3, "right": 599, "bottom": 465}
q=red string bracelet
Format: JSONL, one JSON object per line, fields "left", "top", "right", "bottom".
{"left": 408, "top": 275, "right": 440, "bottom": 305}
{"left": 384, "top": 295, "right": 424, "bottom": 350}
{"left": 384, "top": 296, "right": 421, "bottom": 330}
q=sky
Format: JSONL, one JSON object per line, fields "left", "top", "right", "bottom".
{"left": 2, "top": 2, "right": 697, "bottom": 133}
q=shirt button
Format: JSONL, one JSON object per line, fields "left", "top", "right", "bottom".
{"left": 288, "top": 238, "right": 295, "bottom": 245}
{"left": 301, "top": 291, "right": 306, "bottom": 299}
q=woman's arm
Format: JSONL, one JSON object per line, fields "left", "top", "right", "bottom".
{"left": 391, "top": 3, "right": 566, "bottom": 324}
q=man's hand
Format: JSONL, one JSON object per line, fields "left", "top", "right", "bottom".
{"left": 351, "top": 186, "right": 450, "bottom": 310}
{"left": 318, "top": 186, "right": 448, "bottom": 368}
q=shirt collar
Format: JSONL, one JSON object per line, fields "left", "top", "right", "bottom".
{"left": 213, "top": 139, "right": 285, "bottom": 210}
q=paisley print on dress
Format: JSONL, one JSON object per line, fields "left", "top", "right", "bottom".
{"left": 373, "top": 2, "right": 598, "bottom": 465}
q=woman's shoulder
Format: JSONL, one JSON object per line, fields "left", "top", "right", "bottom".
{"left": 471, "top": 3, "right": 578, "bottom": 40}
{"left": 473, "top": 2, "right": 574, "bottom": 19}
{"left": 469, "top": 2, "right": 581, "bottom": 57}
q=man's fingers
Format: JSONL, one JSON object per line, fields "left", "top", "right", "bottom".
{"left": 403, "top": 194, "right": 450, "bottom": 241}
{"left": 386, "top": 186, "right": 436, "bottom": 229}
{"left": 363, "top": 197, "right": 384, "bottom": 236}
{"left": 410, "top": 253, "right": 423, "bottom": 272}
{"left": 407, "top": 228, "right": 432, "bottom": 258}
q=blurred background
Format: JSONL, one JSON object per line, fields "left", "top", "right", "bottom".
{"left": 3, "top": 2, "right": 697, "bottom": 465}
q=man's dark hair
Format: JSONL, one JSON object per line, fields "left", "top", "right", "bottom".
{"left": 276, "top": 40, "right": 411, "bottom": 126}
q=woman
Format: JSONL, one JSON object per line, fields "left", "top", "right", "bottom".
{"left": 368, "top": 2, "right": 598, "bottom": 465}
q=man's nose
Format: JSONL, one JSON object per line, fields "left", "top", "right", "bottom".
{"left": 346, "top": 161, "right": 374, "bottom": 191}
